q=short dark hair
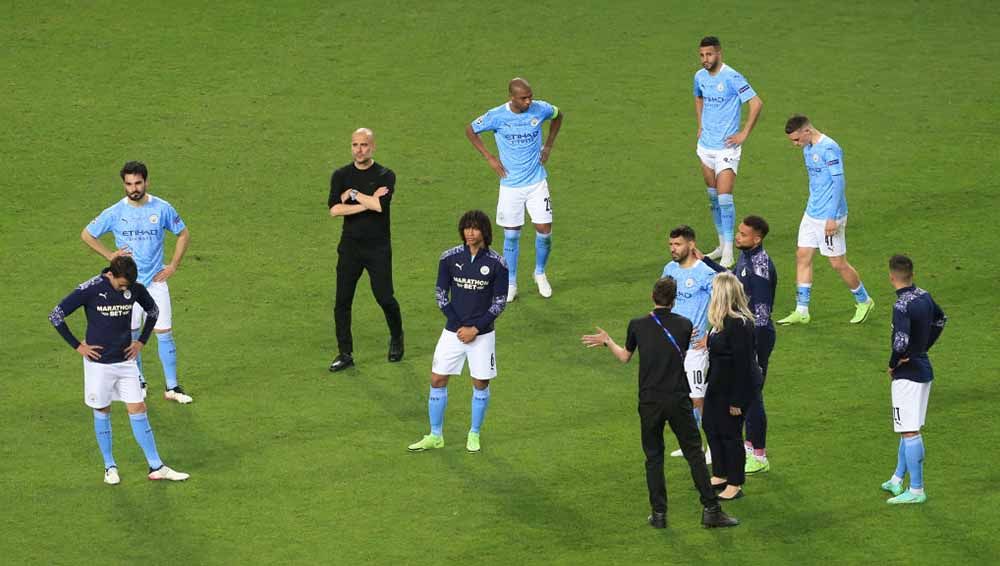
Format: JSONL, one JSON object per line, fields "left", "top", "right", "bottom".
{"left": 889, "top": 254, "right": 914, "bottom": 280}
{"left": 742, "top": 215, "right": 769, "bottom": 238}
{"left": 120, "top": 161, "right": 148, "bottom": 181}
{"left": 700, "top": 36, "right": 721, "bottom": 48}
{"left": 458, "top": 210, "right": 493, "bottom": 247}
{"left": 785, "top": 114, "right": 810, "bottom": 134}
{"left": 653, "top": 277, "right": 677, "bottom": 308}
{"left": 109, "top": 255, "right": 138, "bottom": 284}
{"left": 669, "top": 225, "right": 696, "bottom": 241}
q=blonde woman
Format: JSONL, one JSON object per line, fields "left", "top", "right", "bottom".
{"left": 703, "top": 272, "right": 763, "bottom": 500}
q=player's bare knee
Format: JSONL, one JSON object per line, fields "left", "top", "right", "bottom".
{"left": 472, "top": 378, "right": 490, "bottom": 390}
{"left": 901, "top": 430, "right": 920, "bottom": 438}
{"left": 95, "top": 405, "right": 112, "bottom": 414}
{"left": 692, "top": 397, "right": 704, "bottom": 410}
{"left": 430, "top": 373, "right": 449, "bottom": 388}
{"left": 154, "top": 327, "right": 171, "bottom": 334}
{"left": 125, "top": 402, "right": 147, "bottom": 414}
{"left": 534, "top": 223, "right": 552, "bottom": 235}
{"left": 828, "top": 256, "right": 850, "bottom": 271}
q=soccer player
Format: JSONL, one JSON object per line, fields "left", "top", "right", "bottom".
{"left": 881, "top": 255, "right": 946, "bottom": 504}
{"left": 777, "top": 115, "right": 875, "bottom": 325}
{"left": 49, "top": 256, "right": 189, "bottom": 484}
{"left": 466, "top": 77, "right": 563, "bottom": 301}
{"left": 408, "top": 210, "right": 508, "bottom": 454}
{"left": 81, "top": 161, "right": 193, "bottom": 403}
{"left": 698, "top": 216, "right": 776, "bottom": 473}
{"left": 327, "top": 128, "right": 405, "bottom": 372}
{"left": 661, "top": 225, "right": 717, "bottom": 462}
{"left": 580, "top": 278, "right": 738, "bottom": 529}
{"left": 694, "top": 36, "right": 763, "bottom": 268}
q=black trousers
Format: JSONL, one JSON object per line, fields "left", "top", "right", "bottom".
{"left": 639, "top": 394, "right": 719, "bottom": 514}
{"left": 334, "top": 240, "right": 403, "bottom": 354}
{"left": 703, "top": 395, "right": 746, "bottom": 487}
{"left": 745, "top": 327, "right": 775, "bottom": 450}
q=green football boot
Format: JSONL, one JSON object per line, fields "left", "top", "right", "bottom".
{"left": 887, "top": 489, "right": 927, "bottom": 505}
{"left": 745, "top": 455, "right": 770, "bottom": 474}
{"left": 407, "top": 434, "right": 444, "bottom": 452}
{"left": 466, "top": 432, "right": 481, "bottom": 453}
{"left": 850, "top": 299, "right": 875, "bottom": 324}
{"left": 777, "top": 310, "right": 811, "bottom": 325}
{"left": 881, "top": 480, "right": 905, "bottom": 497}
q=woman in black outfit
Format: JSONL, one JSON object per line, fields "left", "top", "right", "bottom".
{"left": 704, "top": 272, "right": 762, "bottom": 500}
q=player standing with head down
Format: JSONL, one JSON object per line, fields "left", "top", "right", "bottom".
{"left": 49, "top": 256, "right": 189, "bottom": 484}
{"left": 881, "top": 255, "right": 946, "bottom": 504}
{"left": 777, "top": 115, "right": 875, "bottom": 325}
{"left": 694, "top": 36, "right": 763, "bottom": 268}
{"left": 466, "top": 77, "right": 563, "bottom": 301}
{"left": 408, "top": 211, "right": 508, "bottom": 454}
{"left": 82, "top": 161, "right": 193, "bottom": 403}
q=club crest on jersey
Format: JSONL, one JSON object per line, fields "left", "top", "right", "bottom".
{"left": 741, "top": 268, "right": 748, "bottom": 277}
{"left": 812, "top": 153, "right": 821, "bottom": 163}
{"left": 123, "top": 290, "right": 132, "bottom": 300}
{"left": 530, "top": 118, "right": 539, "bottom": 127}
{"left": 480, "top": 266, "right": 490, "bottom": 275}
{"left": 149, "top": 214, "right": 159, "bottom": 224}
{"left": 474, "top": 116, "right": 485, "bottom": 126}
{"left": 685, "top": 278, "right": 695, "bottom": 288}
{"left": 716, "top": 82, "right": 725, "bottom": 92}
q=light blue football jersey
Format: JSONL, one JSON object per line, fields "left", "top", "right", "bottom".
{"left": 471, "top": 100, "right": 558, "bottom": 188}
{"left": 803, "top": 135, "right": 848, "bottom": 220}
{"left": 87, "top": 195, "right": 186, "bottom": 286}
{"left": 661, "top": 260, "right": 717, "bottom": 343}
{"left": 694, "top": 64, "right": 757, "bottom": 150}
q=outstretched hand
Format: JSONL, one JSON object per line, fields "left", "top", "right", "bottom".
{"left": 581, "top": 327, "right": 610, "bottom": 348}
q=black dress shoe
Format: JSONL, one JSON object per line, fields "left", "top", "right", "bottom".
{"left": 702, "top": 506, "right": 739, "bottom": 528}
{"left": 329, "top": 353, "right": 355, "bottom": 372}
{"left": 388, "top": 335, "right": 404, "bottom": 362}
{"left": 647, "top": 511, "right": 666, "bottom": 529}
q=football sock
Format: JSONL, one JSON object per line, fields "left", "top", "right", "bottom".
{"left": 131, "top": 328, "right": 144, "bottom": 379}
{"left": 754, "top": 449, "right": 767, "bottom": 459}
{"left": 93, "top": 410, "right": 116, "bottom": 469}
{"left": 470, "top": 386, "right": 491, "bottom": 434}
{"left": 706, "top": 188, "right": 724, "bottom": 243}
{"left": 851, "top": 282, "right": 871, "bottom": 304}
{"left": 693, "top": 407, "right": 703, "bottom": 430}
{"left": 893, "top": 437, "right": 907, "bottom": 481}
{"left": 796, "top": 283, "right": 812, "bottom": 313}
{"left": 503, "top": 229, "right": 521, "bottom": 285}
{"left": 903, "top": 435, "right": 925, "bottom": 490}
{"left": 128, "top": 412, "right": 163, "bottom": 470}
{"left": 718, "top": 193, "right": 735, "bottom": 245}
{"left": 428, "top": 386, "right": 448, "bottom": 437}
{"left": 534, "top": 232, "right": 552, "bottom": 275}
{"left": 156, "top": 331, "right": 178, "bottom": 389}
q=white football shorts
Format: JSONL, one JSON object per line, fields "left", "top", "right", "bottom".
{"left": 797, "top": 214, "right": 848, "bottom": 257}
{"left": 432, "top": 329, "right": 497, "bottom": 380}
{"left": 891, "top": 379, "right": 931, "bottom": 433}
{"left": 84, "top": 358, "right": 144, "bottom": 408}
{"left": 697, "top": 144, "right": 742, "bottom": 176}
{"left": 131, "top": 280, "right": 172, "bottom": 331}
{"left": 685, "top": 347, "right": 710, "bottom": 399}
{"left": 496, "top": 179, "right": 552, "bottom": 228}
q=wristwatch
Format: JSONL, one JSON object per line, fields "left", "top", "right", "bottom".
{"left": 350, "top": 189, "right": 359, "bottom": 200}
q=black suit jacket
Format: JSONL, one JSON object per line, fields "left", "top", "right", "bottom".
{"left": 705, "top": 316, "right": 762, "bottom": 410}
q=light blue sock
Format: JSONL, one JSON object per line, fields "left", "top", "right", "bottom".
{"left": 796, "top": 283, "right": 812, "bottom": 309}
{"left": 706, "top": 188, "right": 724, "bottom": 241}
{"left": 156, "top": 331, "right": 178, "bottom": 389}
{"left": 503, "top": 229, "right": 520, "bottom": 285}
{"left": 93, "top": 410, "right": 116, "bottom": 469}
{"left": 428, "top": 386, "right": 448, "bottom": 437}
{"left": 470, "top": 386, "right": 491, "bottom": 434}
{"left": 851, "top": 282, "right": 871, "bottom": 304}
{"left": 893, "top": 437, "right": 907, "bottom": 480}
{"left": 131, "top": 329, "right": 144, "bottom": 381}
{"left": 534, "top": 232, "right": 552, "bottom": 275}
{"left": 903, "top": 435, "right": 925, "bottom": 489}
{"left": 718, "top": 193, "right": 735, "bottom": 243}
{"left": 128, "top": 412, "right": 163, "bottom": 470}
{"left": 693, "top": 407, "right": 702, "bottom": 430}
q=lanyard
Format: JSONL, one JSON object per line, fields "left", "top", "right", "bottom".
{"left": 649, "top": 312, "right": 685, "bottom": 360}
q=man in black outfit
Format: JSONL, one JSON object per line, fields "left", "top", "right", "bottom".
{"left": 582, "top": 277, "right": 738, "bottom": 530}
{"left": 328, "top": 128, "right": 404, "bottom": 372}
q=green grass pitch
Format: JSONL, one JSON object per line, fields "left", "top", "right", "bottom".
{"left": 2, "top": 1, "right": 999, "bottom": 563}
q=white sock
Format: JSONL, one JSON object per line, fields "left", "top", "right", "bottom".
{"left": 796, "top": 305, "right": 810, "bottom": 315}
